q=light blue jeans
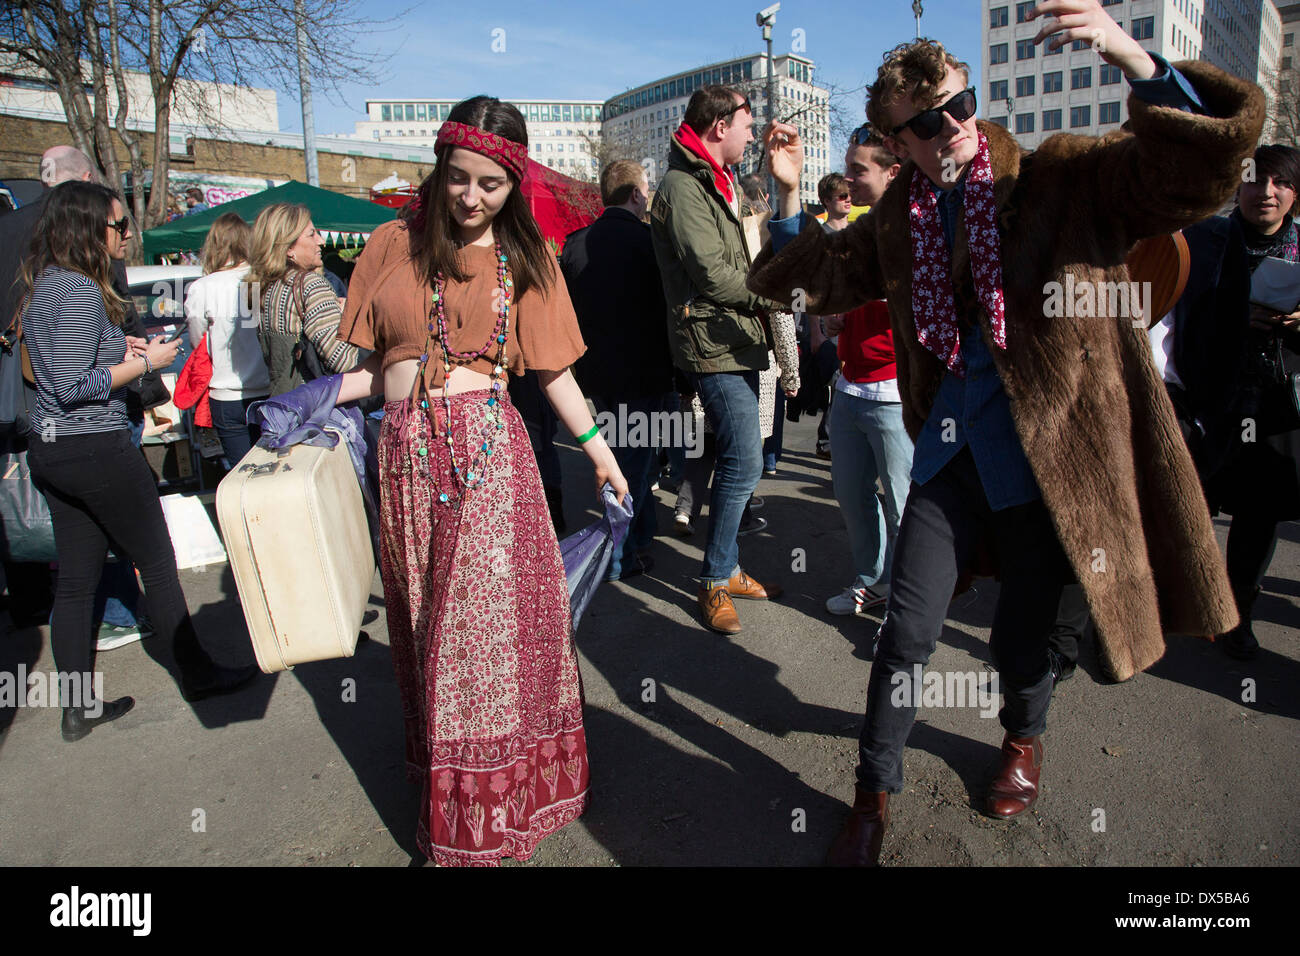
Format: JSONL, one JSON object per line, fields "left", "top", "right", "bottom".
{"left": 829, "top": 392, "right": 914, "bottom": 589}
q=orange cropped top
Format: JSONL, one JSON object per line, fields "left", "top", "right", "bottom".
{"left": 339, "top": 219, "right": 585, "bottom": 388}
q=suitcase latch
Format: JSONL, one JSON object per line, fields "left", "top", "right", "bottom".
{"left": 240, "top": 461, "right": 281, "bottom": 478}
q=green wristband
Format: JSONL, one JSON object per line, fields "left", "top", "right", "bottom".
{"left": 576, "top": 424, "right": 600, "bottom": 444}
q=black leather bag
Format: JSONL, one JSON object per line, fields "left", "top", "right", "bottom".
{"left": 0, "top": 314, "right": 34, "bottom": 439}
{"left": 290, "top": 272, "right": 326, "bottom": 384}
{"left": 1254, "top": 334, "right": 1300, "bottom": 436}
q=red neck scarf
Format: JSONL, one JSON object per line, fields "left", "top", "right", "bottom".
{"left": 673, "top": 123, "right": 734, "bottom": 203}
{"left": 907, "top": 131, "right": 1006, "bottom": 377}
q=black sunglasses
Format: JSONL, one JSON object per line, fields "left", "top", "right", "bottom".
{"left": 849, "top": 123, "right": 875, "bottom": 146}
{"left": 890, "top": 88, "right": 977, "bottom": 140}
{"left": 107, "top": 216, "right": 131, "bottom": 237}
{"left": 719, "top": 97, "right": 752, "bottom": 122}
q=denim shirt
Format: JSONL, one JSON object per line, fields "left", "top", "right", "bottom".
{"left": 766, "top": 55, "right": 1201, "bottom": 510}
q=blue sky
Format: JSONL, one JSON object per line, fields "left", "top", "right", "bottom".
{"left": 288, "top": 0, "right": 984, "bottom": 157}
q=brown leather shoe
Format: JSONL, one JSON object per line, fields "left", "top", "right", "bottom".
{"left": 727, "top": 568, "right": 783, "bottom": 600}
{"left": 825, "top": 788, "right": 889, "bottom": 866}
{"left": 698, "top": 585, "right": 742, "bottom": 634}
{"left": 985, "top": 733, "right": 1044, "bottom": 819}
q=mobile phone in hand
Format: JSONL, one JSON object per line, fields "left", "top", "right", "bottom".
{"left": 160, "top": 326, "right": 187, "bottom": 344}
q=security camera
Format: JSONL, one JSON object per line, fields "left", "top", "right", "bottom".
{"left": 756, "top": 3, "right": 780, "bottom": 26}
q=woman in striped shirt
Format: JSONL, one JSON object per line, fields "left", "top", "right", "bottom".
{"left": 246, "top": 203, "right": 358, "bottom": 395}
{"left": 19, "top": 182, "right": 257, "bottom": 741}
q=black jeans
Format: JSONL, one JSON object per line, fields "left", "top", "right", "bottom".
{"left": 858, "top": 448, "right": 1072, "bottom": 793}
{"left": 27, "top": 429, "right": 214, "bottom": 689}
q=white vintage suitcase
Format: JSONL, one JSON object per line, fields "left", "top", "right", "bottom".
{"left": 215, "top": 432, "right": 374, "bottom": 673}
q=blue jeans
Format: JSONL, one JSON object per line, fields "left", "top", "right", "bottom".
{"left": 762, "top": 389, "right": 786, "bottom": 471}
{"left": 828, "top": 392, "right": 914, "bottom": 589}
{"left": 209, "top": 396, "right": 263, "bottom": 469}
{"left": 691, "top": 370, "right": 762, "bottom": 585}
{"left": 593, "top": 394, "right": 665, "bottom": 579}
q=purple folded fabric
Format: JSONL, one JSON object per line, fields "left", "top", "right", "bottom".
{"left": 560, "top": 485, "right": 634, "bottom": 633}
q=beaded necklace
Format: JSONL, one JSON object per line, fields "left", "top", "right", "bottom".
{"left": 411, "top": 241, "right": 513, "bottom": 507}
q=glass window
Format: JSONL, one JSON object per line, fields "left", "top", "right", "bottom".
{"left": 1285, "top": 34, "right": 1294, "bottom": 47}
{"left": 1043, "top": 71, "right": 1063, "bottom": 93}
{"left": 1015, "top": 2, "right": 1034, "bottom": 23}
{"left": 1042, "top": 109, "right": 1062, "bottom": 131}
{"left": 1071, "top": 67, "right": 1092, "bottom": 89}
{"left": 1071, "top": 38, "right": 1089, "bottom": 51}
{"left": 584, "top": 105, "right": 593, "bottom": 121}
{"left": 381, "top": 105, "right": 391, "bottom": 121}
{"left": 1131, "top": 16, "right": 1154, "bottom": 40}
{"left": 440, "top": 104, "right": 450, "bottom": 120}
{"left": 990, "top": 115, "right": 1009, "bottom": 128}
{"left": 990, "top": 6, "right": 1008, "bottom": 28}
{"left": 1016, "top": 75, "right": 1035, "bottom": 97}
{"left": 1044, "top": 42, "right": 1062, "bottom": 56}
{"left": 1099, "top": 101, "right": 1120, "bottom": 124}
{"left": 1070, "top": 105, "right": 1091, "bottom": 128}
{"left": 990, "top": 79, "right": 1009, "bottom": 101}
{"left": 1016, "top": 39, "right": 1035, "bottom": 60}
{"left": 1015, "top": 112, "right": 1035, "bottom": 134}
{"left": 990, "top": 43, "right": 1008, "bottom": 64}
{"left": 744, "top": 61, "right": 752, "bottom": 79}
{"left": 416, "top": 104, "right": 426, "bottom": 120}
{"left": 562, "top": 105, "right": 571, "bottom": 121}
{"left": 1100, "top": 64, "right": 1121, "bottom": 85}
{"left": 405, "top": 104, "right": 415, "bottom": 121}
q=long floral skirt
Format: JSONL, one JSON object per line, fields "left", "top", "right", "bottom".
{"left": 377, "top": 392, "right": 589, "bottom": 866}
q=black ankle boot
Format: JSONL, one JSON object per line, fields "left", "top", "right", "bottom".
{"left": 61, "top": 696, "right": 135, "bottom": 742}
{"left": 180, "top": 663, "right": 259, "bottom": 703}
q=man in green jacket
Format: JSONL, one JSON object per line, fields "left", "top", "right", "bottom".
{"left": 650, "top": 85, "right": 781, "bottom": 635}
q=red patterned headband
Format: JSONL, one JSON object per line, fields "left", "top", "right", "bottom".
{"left": 435, "top": 121, "right": 528, "bottom": 180}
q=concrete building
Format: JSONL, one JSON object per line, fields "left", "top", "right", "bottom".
{"left": 981, "top": 0, "right": 1282, "bottom": 149}
{"left": 354, "top": 98, "right": 606, "bottom": 180}
{"left": 601, "top": 52, "right": 831, "bottom": 205}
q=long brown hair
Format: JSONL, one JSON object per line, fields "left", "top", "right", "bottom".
{"left": 401, "top": 96, "right": 555, "bottom": 300}
{"left": 201, "top": 212, "right": 252, "bottom": 274}
{"left": 15, "top": 181, "right": 126, "bottom": 326}
{"left": 242, "top": 202, "right": 312, "bottom": 314}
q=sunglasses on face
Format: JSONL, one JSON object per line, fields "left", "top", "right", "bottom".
{"left": 834, "top": 193, "right": 851, "bottom": 201}
{"left": 107, "top": 216, "right": 131, "bottom": 237}
{"left": 890, "top": 88, "right": 978, "bottom": 140}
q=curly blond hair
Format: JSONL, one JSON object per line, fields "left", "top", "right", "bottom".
{"left": 865, "top": 39, "right": 970, "bottom": 134}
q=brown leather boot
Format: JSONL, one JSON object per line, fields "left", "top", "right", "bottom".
{"left": 825, "top": 788, "right": 889, "bottom": 866}
{"left": 985, "top": 733, "right": 1044, "bottom": 819}
{"left": 727, "top": 568, "right": 783, "bottom": 600}
{"left": 698, "top": 584, "right": 742, "bottom": 634}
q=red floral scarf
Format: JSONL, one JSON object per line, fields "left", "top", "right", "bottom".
{"left": 907, "top": 132, "right": 1006, "bottom": 376}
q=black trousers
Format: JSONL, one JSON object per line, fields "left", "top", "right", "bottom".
{"left": 27, "top": 428, "right": 214, "bottom": 690}
{"left": 857, "top": 448, "right": 1073, "bottom": 793}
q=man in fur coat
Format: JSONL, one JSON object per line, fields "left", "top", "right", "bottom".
{"left": 748, "top": 0, "right": 1263, "bottom": 866}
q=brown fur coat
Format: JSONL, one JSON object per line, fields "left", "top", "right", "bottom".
{"left": 749, "top": 61, "right": 1265, "bottom": 681}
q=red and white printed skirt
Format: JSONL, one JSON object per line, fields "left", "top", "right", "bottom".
{"left": 377, "top": 391, "right": 589, "bottom": 866}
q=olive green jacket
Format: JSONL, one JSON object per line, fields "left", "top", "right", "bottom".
{"left": 650, "top": 136, "right": 774, "bottom": 374}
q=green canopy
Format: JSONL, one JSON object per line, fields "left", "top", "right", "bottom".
{"left": 141, "top": 180, "right": 397, "bottom": 263}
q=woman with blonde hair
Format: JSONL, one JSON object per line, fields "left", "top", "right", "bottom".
{"left": 184, "top": 212, "right": 269, "bottom": 465}
{"left": 246, "top": 202, "right": 358, "bottom": 395}
{"left": 19, "top": 182, "right": 257, "bottom": 740}
{"left": 332, "top": 95, "right": 627, "bottom": 865}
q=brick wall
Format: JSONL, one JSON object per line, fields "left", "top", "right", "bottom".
{"left": 0, "top": 115, "right": 431, "bottom": 205}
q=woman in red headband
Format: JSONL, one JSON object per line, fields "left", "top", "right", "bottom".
{"left": 335, "top": 96, "right": 627, "bottom": 866}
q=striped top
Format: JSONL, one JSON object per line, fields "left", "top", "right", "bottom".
{"left": 259, "top": 271, "right": 358, "bottom": 374}
{"left": 22, "top": 267, "right": 129, "bottom": 437}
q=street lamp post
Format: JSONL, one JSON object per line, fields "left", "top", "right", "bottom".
{"left": 757, "top": 4, "right": 781, "bottom": 203}
{"left": 912, "top": 0, "right": 923, "bottom": 40}
{"left": 294, "top": 0, "right": 319, "bottom": 187}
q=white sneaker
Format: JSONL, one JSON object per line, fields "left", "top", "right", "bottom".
{"left": 673, "top": 512, "right": 695, "bottom": 536}
{"left": 825, "top": 584, "right": 887, "bottom": 616}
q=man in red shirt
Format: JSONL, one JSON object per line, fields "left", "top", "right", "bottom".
{"left": 822, "top": 126, "right": 912, "bottom": 617}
